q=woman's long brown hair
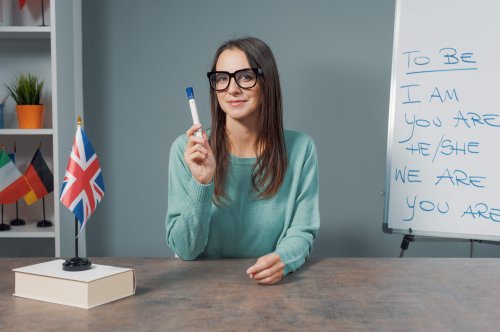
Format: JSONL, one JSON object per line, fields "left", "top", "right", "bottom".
{"left": 209, "top": 37, "right": 287, "bottom": 205}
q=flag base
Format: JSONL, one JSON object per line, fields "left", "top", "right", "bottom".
{"left": 0, "top": 223, "right": 11, "bottom": 231}
{"left": 10, "top": 218, "right": 26, "bottom": 226}
{"left": 37, "top": 219, "right": 53, "bottom": 227}
{"left": 62, "top": 257, "right": 92, "bottom": 271}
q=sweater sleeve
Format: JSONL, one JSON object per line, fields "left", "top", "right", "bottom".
{"left": 165, "top": 135, "right": 214, "bottom": 260}
{"left": 275, "top": 137, "right": 320, "bottom": 276}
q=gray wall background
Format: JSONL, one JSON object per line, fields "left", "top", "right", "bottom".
{"left": 80, "top": 0, "right": 500, "bottom": 258}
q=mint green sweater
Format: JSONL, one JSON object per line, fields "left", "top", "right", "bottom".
{"left": 165, "top": 129, "right": 320, "bottom": 276}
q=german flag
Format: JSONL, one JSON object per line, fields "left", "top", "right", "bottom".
{"left": 24, "top": 148, "right": 53, "bottom": 205}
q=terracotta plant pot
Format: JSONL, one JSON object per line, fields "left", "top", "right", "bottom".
{"left": 16, "top": 105, "right": 45, "bottom": 129}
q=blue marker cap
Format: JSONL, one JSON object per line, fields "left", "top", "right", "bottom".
{"left": 186, "top": 87, "right": 194, "bottom": 100}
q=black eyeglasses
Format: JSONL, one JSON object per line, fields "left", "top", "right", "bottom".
{"left": 207, "top": 68, "right": 263, "bottom": 91}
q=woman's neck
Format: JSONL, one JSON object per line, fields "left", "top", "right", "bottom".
{"left": 226, "top": 117, "right": 259, "bottom": 158}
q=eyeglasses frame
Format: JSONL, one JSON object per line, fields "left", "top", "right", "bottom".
{"left": 206, "top": 67, "right": 263, "bottom": 91}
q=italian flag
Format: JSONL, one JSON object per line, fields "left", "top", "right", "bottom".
{"left": 0, "top": 150, "right": 31, "bottom": 204}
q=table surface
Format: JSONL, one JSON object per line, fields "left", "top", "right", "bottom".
{"left": 1, "top": 257, "right": 500, "bottom": 331}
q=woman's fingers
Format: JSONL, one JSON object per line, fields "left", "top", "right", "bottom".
{"left": 185, "top": 124, "right": 202, "bottom": 138}
{"left": 187, "top": 126, "right": 212, "bottom": 154}
{"left": 187, "top": 143, "right": 208, "bottom": 156}
{"left": 247, "top": 253, "right": 281, "bottom": 274}
{"left": 185, "top": 125, "right": 210, "bottom": 160}
{"left": 186, "top": 151, "right": 207, "bottom": 162}
{"left": 187, "top": 131, "right": 213, "bottom": 157}
{"left": 187, "top": 134, "right": 204, "bottom": 148}
{"left": 252, "top": 261, "right": 284, "bottom": 280}
{"left": 256, "top": 271, "right": 283, "bottom": 285}
{"left": 184, "top": 147, "right": 208, "bottom": 163}
{"left": 247, "top": 253, "right": 284, "bottom": 285}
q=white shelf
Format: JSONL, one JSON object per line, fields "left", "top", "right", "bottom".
{"left": 0, "top": 26, "right": 51, "bottom": 39}
{"left": 0, "top": 222, "right": 55, "bottom": 238}
{"left": 0, "top": 129, "right": 53, "bottom": 135}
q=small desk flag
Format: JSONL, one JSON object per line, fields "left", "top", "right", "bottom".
{"left": 60, "top": 125, "right": 105, "bottom": 234}
{"left": 0, "top": 150, "right": 31, "bottom": 204}
{"left": 24, "top": 148, "right": 54, "bottom": 205}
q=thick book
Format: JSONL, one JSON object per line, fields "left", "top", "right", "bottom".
{"left": 13, "top": 259, "right": 136, "bottom": 309}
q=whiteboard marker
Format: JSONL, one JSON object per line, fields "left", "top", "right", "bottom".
{"left": 186, "top": 87, "right": 203, "bottom": 138}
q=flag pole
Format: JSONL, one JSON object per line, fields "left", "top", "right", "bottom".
{"left": 62, "top": 116, "right": 91, "bottom": 271}
{"left": 37, "top": 197, "right": 52, "bottom": 227}
{"left": 9, "top": 202, "right": 25, "bottom": 226}
{"left": 0, "top": 204, "right": 11, "bottom": 231}
{"left": 75, "top": 216, "right": 79, "bottom": 258}
{"left": 10, "top": 142, "right": 26, "bottom": 226}
{"left": 0, "top": 145, "right": 11, "bottom": 231}
{"left": 40, "top": 0, "right": 46, "bottom": 27}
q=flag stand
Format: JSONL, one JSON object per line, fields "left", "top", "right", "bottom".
{"left": 10, "top": 201, "right": 26, "bottom": 226}
{"left": 36, "top": 197, "right": 52, "bottom": 227}
{"left": 62, "top": 217, "right": 92, "bottom": 271}
{"left": 61, "top": 116, "right": 100, "bottom": 272}
{"left": 0, "top": 205, "right": 11, "bottom": 231}
{"left": 9, "top": 142, "right": 25, "bottom": 226}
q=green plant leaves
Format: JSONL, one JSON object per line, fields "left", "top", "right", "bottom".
{"left": 5, "top": 73, "right": 45, "bottom": 105}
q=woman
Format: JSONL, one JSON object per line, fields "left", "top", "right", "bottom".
{"left": 166, "top": 37, "right": 320, "bottom": 285}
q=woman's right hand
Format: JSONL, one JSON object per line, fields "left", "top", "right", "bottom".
{"left": 184, "top": 124, "right": 216, "bottom": 185}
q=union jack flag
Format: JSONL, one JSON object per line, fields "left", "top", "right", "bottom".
{"left": 60, "top": 125, "right": 105, "bottom": 234}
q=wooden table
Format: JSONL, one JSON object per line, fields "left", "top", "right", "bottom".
{"left": 0, "top": 258, "right": 499, "bottom": 331}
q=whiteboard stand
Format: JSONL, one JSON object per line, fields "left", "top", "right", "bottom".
{"left": 399, "top": 229, "right": 500, "bottom": 258}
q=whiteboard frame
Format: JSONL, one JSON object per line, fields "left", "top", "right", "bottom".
{"left": 382, "top": 0, "right": 500, "bottom": 242}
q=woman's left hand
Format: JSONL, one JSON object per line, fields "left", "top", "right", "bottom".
{"left": 246, "top": 253, "right": 284, "bottom": 285}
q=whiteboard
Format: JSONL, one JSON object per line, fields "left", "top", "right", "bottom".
{"left": 384, "top": 0, "right": 500, "bottom": 241}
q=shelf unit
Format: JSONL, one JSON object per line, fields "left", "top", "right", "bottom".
{"left": 0, "top": 8, "right": 58, "bottom": 254}
{"left": 0, "top": 0, "right": 83, "bottom": 258}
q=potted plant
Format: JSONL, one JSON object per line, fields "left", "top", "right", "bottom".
{"left": 5, "top": 73, "right": 45, "bottom": 129}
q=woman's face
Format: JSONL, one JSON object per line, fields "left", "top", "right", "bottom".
{"left": 215, "top": 48, "right": 262, "bottom": 124}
